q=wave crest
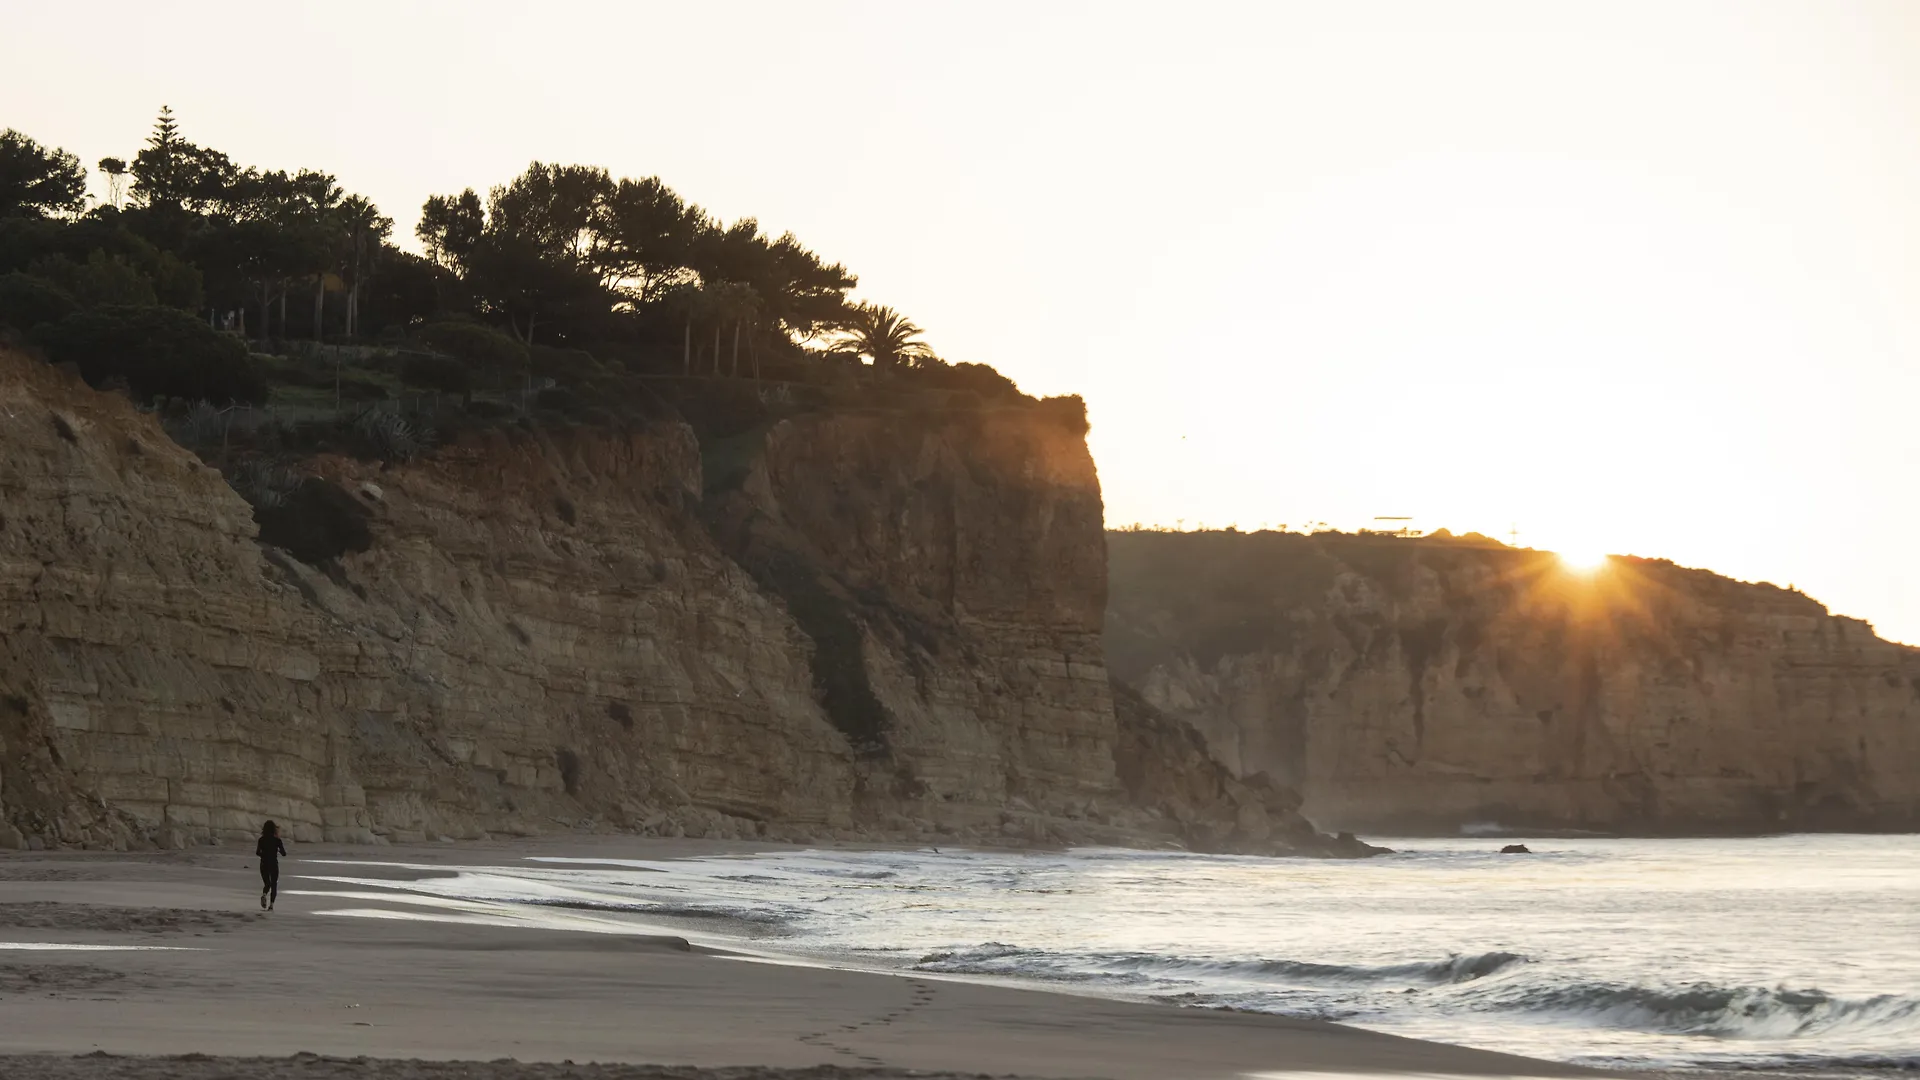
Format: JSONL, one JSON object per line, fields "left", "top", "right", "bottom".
{"left": 912, "top": 944, "right": 1526, "bottom": 987}
{"left": 1476, "top": 981, "right": 1920, "bottom": 1041}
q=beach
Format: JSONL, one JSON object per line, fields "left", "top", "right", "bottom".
{"left": 0, "top": 838, "right": 1599, "bottom": 1080}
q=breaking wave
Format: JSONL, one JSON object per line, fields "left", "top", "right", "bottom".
{"left": 1467, "top": 980, "right": 1920, "bottom": 1043}
{"left": 913, "top": 943, "right": 1527, "bottom": 988}
{"left": 911, "top": 943, "right": 1920, "bottom": 1062}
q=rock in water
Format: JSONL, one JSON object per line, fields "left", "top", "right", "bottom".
{"left": 1500, "top": 844, "right": 1532, "bottom": 854}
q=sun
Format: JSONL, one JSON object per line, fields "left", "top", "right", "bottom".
{"left": 1557, "top": 548, "right": 1611, "bottom": 572}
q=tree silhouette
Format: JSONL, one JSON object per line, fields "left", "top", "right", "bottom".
{"left": 835, "top": 303, "right": 936, "bottom": 370}
{"left": 97, "top": 157, "right": 128, "bottom": 209}
{"left": 336, "top": 195, "right": 392, "bottom": 337}
{"left": 0, "top": 129, "right": 88, "bottom": 218}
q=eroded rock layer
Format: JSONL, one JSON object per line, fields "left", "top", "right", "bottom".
{"left": 0, "top": 351, "right": 1336, "bottom": 855}
{"left": 1107, "top": 530, "right": 1920, "bottom": 834}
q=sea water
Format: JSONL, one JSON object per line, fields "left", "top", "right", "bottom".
{"left": 302, "top": 834, "right": 1920, "bottom": 1071}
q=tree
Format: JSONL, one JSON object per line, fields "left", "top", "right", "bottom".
{"left": 708, "top": 281, "right": 761, "bottom": 377}
{"left": 834, "top": 303, "right": 936, "bottom": 370}
{"left": 653, "top": 280, "right": 708, "bottom": 374}
{"left": 130, "top": 107, "right": 243, "bottom": 215}
{"left": 0, "top": 130, "right": 87, "bottom": 218}
{"left": 595, "top": 175, "right": 703, "bottom": 300}
{"left": 282, "top": 169, "right": 344, "bottom": 339}
{"left": 462, "top": 231, "right": 606, "bottom": 345}
{"left": 28, "top": 250, "right": 159, "bottom": 307}
{"left": 485, "top": 162, "right": 612, "bottom": 265}
{"left": 419, "top": 164, "right": 615, "bottom": 345}
{"left": 418, "top": 189, "right": 484, "bottom": 272}
{"left": 759, "top": 232, "right": 857, "bottom": 342}
{"left": 97, "top": 157, "right": 128, "bottom": 209}
{"left": 336, "top": 195, "right": 392, "bottom": 337}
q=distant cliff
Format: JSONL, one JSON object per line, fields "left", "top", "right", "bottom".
{"left": 1106, "top": 529, "right": 1920, "bottom": 834}
{"left": 0, "top": 349, "right": 1352, "bottom": 856}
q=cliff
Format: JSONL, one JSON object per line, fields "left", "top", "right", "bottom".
{"left": 0, "top": 349, "right": 1344, "bottom": 856}
{"left": 1106, "top": 529, "right": 1920, "bottom": 834}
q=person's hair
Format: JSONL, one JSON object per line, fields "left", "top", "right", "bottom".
{"left": 261, "top": 820, "right": 278, "bottom": 837}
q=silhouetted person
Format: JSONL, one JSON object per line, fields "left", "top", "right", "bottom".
{"left": 256, "top": 820, "right": 286, "bottom": 910}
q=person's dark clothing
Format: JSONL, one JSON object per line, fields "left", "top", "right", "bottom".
{"left": 256, "top": 834, "right": 286, "bottom": 902}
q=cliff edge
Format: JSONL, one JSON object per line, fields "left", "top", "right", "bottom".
{"left": 1107, "top": 529, "right": 1920, "bottom": 834}
{"left": 0, "top": 349, "right": 1349, "bottom": 855}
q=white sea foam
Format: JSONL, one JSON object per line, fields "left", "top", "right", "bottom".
{"left": 305, "top": 834, "right": 1920, "bottom": 1070}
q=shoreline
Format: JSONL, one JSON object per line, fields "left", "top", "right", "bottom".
{"left": 0, "top": 836, "right": 1605, "bottom": 1080}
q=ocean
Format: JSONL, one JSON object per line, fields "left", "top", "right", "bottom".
{"left": 302, "top": 834, "right": 1920, "bottom": 1072}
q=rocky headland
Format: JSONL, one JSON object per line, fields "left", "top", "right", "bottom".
{"left": 0, "top": 348, "right": 1353, "bottom": 856}
{"left": 1107, "top": 528, "right": 1920, "bottom": 834}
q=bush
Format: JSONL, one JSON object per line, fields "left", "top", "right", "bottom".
{"left": 399, "top": 352, "right": 473, "bottom": 396}
{"left": 1035, "top": 394, "right": 1089, "bottom": 435}
{"left": 355, "top": 410, "right": 429, "bottom": 461}
{"left": 337, "top": 375, "right": 390, "bottom": 403}
{"left": 914, "top": 359, "right": 1025, "bottom": 401}
{"left": 254, "top": 477, "right": 373, "bottom": 564}
{"left": 529, "top": 344, "right": 600, "bottom": 386}
{"left": 29, "top": 250, "right": 158, "bottom": 308}
{"left": 534, "top": 385, "right": 580, "bottom": 413}
{"left": 0, "top": 272, "right": 77, "bottom": 331}
{"left": 33, "top": 305, "right": 267, "bottom": 404}
{"left": 418, "top": 321, "right": 526, "bottom": 373}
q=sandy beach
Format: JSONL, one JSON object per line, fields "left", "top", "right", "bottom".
{"left": 0, "top": 837, "right": 1617, "bottom": 1080}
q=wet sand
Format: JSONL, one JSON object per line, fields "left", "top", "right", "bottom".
{"left": 0, "top": 838, "right": 1602, "bottom": 1080}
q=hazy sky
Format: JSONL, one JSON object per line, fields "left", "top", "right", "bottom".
{"left": 8, "top": 2, "right": 1920, "bottom": 642}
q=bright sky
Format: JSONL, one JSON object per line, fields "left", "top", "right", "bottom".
{"left": 8, "top": 1, "right": 1920, "bottom": 642}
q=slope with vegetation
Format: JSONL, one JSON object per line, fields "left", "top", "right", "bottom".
{"left": 0, "top": 114, "right": 1364, "bottom": 857}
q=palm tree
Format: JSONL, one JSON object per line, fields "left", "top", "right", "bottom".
{"left": 336, "top": 195, "right": 392, "bottom": 338}
{"left": 709, "top": 282, "right": 761, "bottom": 377}
{"left": 836, "top": 303, "right": 935, "bottom": 371}
{"left": 289, "top": 170, "right": 344, "bottom": 340}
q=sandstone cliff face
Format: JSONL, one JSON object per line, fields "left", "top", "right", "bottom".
{"left": 707, "top": 410, "right": 1116, "bottom": 822}
{"left": 0, "top": 350, "right": 1335, "bottom": 855}
{"left": 1107, "top": 530, "right": 1920, "bottom": 834}
{"left": 0, "top": 350, "right": 856, "bottom": 849}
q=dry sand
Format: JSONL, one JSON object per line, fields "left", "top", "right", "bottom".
{"left": 0, "top": 837, "right": 1605, "bottom": 1080}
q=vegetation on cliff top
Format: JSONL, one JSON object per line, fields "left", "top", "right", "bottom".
{"left": 0, "top": 111, "right": 1087, "bottom": 460}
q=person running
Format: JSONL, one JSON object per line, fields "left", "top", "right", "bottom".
{"left": 256, "top": 820, "right": 286, "bottom": 910}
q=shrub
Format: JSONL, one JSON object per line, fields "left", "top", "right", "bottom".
{"left": 534, "top": 385, "right": 579, "bottom": 413}
{"left": 33, "top": 304, "right": 267, "bottom": 404}
{"left": 913, "top": 359, "right": 1025, "bottom": 400}
{"left": 1035, "top": 394, "right": 1089, "bottom": 435}
{"left": 529, "top": 344, "right": 600, "bottom": 386}
{"left": 337, "top": 375, "right": 390, "bottom": 403}
{"left": 29, "top": 250, "right": 158, "bottom": 308}
{"left": 356, "top": 410, "right": 429, "bottom": 462}
{"left": 0, "top": 272, "right": 77, "bottom": 331}
{"left": 399, "top": 352, "right": 473, "bottom": 396}
{"left": 418, "top": 321, "right": 526, "bottom": 373}
{"left": 672, "top": 380, "right": 769, "bottom": 440}
{"left": 254, "top": 477, "right": 373, "bottom": 564}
